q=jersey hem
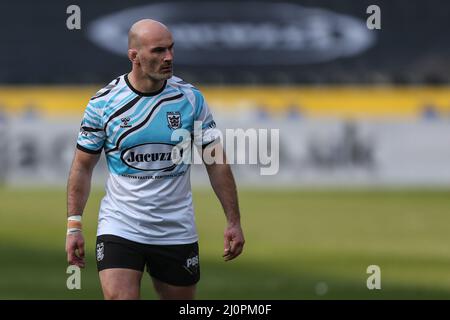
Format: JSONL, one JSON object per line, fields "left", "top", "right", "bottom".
{"left": 97, "top": 230, "right": 199, "bottom": 245}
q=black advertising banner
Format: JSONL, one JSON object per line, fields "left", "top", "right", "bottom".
{"left": 0, "top": 0, "right": 448, "bottom": 84}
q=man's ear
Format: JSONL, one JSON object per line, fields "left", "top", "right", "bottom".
{"left": 128, "top": 49, "right": 138, "bottom": 64}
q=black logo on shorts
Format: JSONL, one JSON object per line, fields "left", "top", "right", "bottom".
{"left": 167, "top": 112, "right": 181, "bottom": 129}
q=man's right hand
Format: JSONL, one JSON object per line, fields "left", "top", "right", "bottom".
{"left": 66, "top": 232, "right": 85, "bottom": 268}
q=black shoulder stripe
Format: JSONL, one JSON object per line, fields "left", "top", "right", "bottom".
{"left": 90, "top": 77, "right": 120, "bottom": 101}
{"left": 202, "top": 138, "right": 220, "bottom": 149}
{"left": 82, "top": 126, "right": 103, "bottom": 132}
{"left": 176, "top": 79, "right": 198, "bottom": 90}
{"left": 105, "top": 93, "right": 183, "bottom": 154}
{"left": 103, "top": 96, "right": 141, "bottom": 131}
{"left": 90, "top": 90, "right": 110, "bottom": 101}
{"left": 76, "top": 143, "right": 103, "bottom": 154}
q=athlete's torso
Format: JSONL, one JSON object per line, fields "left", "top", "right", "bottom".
{"left": 77, "top": 74, "right": 218, "bottom": 244}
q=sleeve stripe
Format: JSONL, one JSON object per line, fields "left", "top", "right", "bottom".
{"left": 78, "top": 135, "right": 103, "bottom": 143}
{"left": 81, "top": 126, "right": 103, "bottom": 132}
{"left": 82, "top": 117, "right": 102, "bottom": 128}
{"left": 84, "top": 108, "right": 102, "bottom": 122}
{"left": 202, "top": 139, "right": 217, "bottom": 148}
{"left": 76, "top": 143, "right": 103, "bottom": 154}
{"left": 87, "top": 101, "right": 104, "bottom": 110}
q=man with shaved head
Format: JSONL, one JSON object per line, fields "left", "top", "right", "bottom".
{"left": 66, "top": 19, "right": 244, "bottom": 300}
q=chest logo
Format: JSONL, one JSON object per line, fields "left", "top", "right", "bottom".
{"left": 120, "top": 116, "right": 132, "bottom": 128}
{"left": 167, "top": 112, "right": 182, "bottom": 130}
{"left": 121, "top": 143, "right": 183, "bottom": 171}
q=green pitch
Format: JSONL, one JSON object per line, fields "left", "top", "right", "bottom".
{"left": 0, "top": 187, "right": 449, "bottom": 299}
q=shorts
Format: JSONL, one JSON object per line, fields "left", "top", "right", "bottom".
{"left": 96, "top": 234, "right": 200, "bottom": 286}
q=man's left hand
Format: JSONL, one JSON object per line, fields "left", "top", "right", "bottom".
{"left": 223, "top": 224, "right": 245, "bottom": 261}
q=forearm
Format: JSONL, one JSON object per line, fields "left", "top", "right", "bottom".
{"left": 206, "top": 163, "right": 241, "bottom": 226}
{"left": 67, "top": 162, "right": 93, "bottom": 217}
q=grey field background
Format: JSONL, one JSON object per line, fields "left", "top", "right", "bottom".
{"left": 1, "top": 188, "right": 449, "bottom": 299}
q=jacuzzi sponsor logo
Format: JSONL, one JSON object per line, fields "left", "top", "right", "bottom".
{"left": 121, "top": 143, "right": 183, "bottom": 171}
{"left": 87, "top": 2, "right": 375, "bottom": 65}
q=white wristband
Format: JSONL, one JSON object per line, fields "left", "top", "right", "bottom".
{"left": 67, "top": 215, "right": 82, "bottom": 235}
{"left": 68, "top": 215, "right": 82, "bottom": 222}
{"left": 67, "top": 228, "right": 82, "bottom": 235}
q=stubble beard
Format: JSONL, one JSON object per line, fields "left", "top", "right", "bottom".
{"left": 148, "top": 69, "right": 173, "bottom": 81}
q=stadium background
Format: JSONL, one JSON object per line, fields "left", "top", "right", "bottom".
{"left": 0, "top": 0, "right": 449, "bottom": 299}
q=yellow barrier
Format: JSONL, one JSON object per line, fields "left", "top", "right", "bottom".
{"left": 0, "top": 86, "right": 449, "bottom": 118}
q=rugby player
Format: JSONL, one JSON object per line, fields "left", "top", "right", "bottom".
{"left": 65, "top": 19, "right": 244, "bottom": 300}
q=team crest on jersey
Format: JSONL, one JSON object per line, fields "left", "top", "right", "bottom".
{"left": 96, "top": 242, "right": 104, "bottom": 261}
{"left": 167, "top": 112, "right": 182, "bottom": 129}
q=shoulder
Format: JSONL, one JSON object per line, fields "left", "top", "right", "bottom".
{"left": 167, "top": 75, "right": 203, "bottom": 95}
{"left": 167, "top": 75, "right": 204, "bottom": 105}
{"left": 89, "top": 74, "right": 127, "bottom": 105}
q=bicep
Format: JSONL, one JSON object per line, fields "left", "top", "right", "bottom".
{"left": 72, "top": 149, "right": 101, "bottom": 172}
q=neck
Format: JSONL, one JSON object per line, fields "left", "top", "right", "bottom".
{"left": 128, "top": 70, "right": 165, "bottom": 94}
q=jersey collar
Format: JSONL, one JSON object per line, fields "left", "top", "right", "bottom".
{"left": 124, "top": 73, "right": 167, "bottom": 97}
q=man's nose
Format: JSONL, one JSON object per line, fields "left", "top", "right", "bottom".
{"left": 164, "top": 49, "right": 173, "bottom": 62}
